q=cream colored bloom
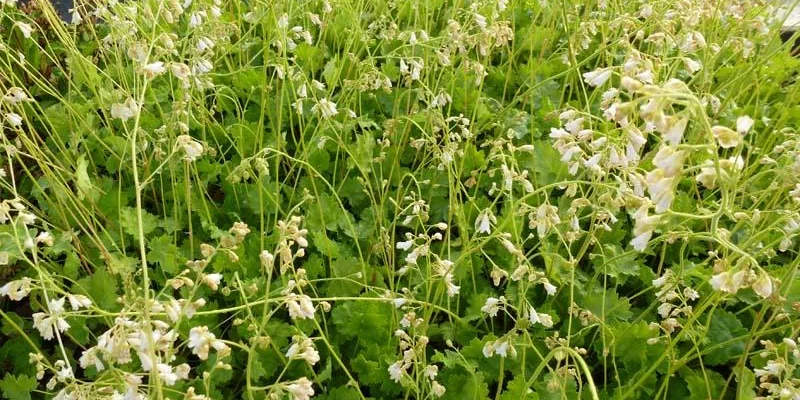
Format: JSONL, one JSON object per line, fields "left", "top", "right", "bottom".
{"left": 481, "top": 297, "right": 503, "bottom": 317}
{"left": 142, "top": 61, "right": 166, "bottom": 78}
{"left": 285, "top": 335, "right": 320, "bottom": 365}
{"left": 32, "top": 297, "right": 70, "bottom": 340}
{"left": 311, "top": 98, "right": 338, "bottom": 119}
{"left": 752, "top": 271, "right": 773, "bottom": 298}
{"left": 652, "top": 146, "right": 685, "bottom": 177}
{"left": 188, "top": 326, "right": 228, "bottom": 360}
{"left": 709, "top": 270, "right": 746, "bottom": 294}
{"left": 711, "top": 126, "right": 741, "bottom": 148}
{"left": 5, "top": 113, "right": 23, "bottom": 127}
{"left": 583, "top": 68, "right": 613, "bottom": 87}
{"left": 110, "top": 98, "right": 140, "bottom": 121}
{"left": 286, "top": 293, "right": 315, "bottom": 319}
{"left": 0, "top": 278, "right": 32, "bottom": 301}
{"left": 177, "top": 135, "right": 204, "bottom": 161}
{"left": 15, "top": 22, "right": 33, "bottom": 39}
{"left": 286, "top": 377, "right": 314, "bottom": 400}
{"left": 736, "top": 116, "right": 754, "bottom": 134}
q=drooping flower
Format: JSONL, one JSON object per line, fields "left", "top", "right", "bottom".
{"left": 141, "top": 61, "right": 166, "bottom": 78}
{"left": 188, "top": 326, "right": 228, "bottom": 360}
{"left": 709, "top": 270, "right": 746, "bottom": 294}
{"left": 583, "top": 68, "right": 613, "bottom": 87}
{"left": 201, "top": 273, "right": 222, "bottom": 291}
{"left": 711, "top": 126, "right": 741, "bottom": 148}
{"left": 110, "top": 98, "right": 140, "bottom": 121}
{"left": 66, "top": 294, "right": 92, "bottom": 310}
{"left": 285, "top": 335, "right": 320, "bottom": 365}
{"left": 752, "top": 270, "right": 773, "bottom": 298}
{"left": 0, "top": 278, "right": 32, "bottom": 301}
{"left": 32, "top": 297, "right": 70, "bottom": 340}
{"left": 286, "top": 293, "right": 315, "bottom": 320}
{"left": 15, "top": 22, "right": 34, "bottom": 39}
{"left": 475, "top": 209, "right": 496, "bottom": 234}
{"left": 5, "top": 113, "right": 23, "bottom": 127}
{"left": 736, "top": 115, "right": 754, "bottom": 134}
{"left": 645, "top": 169, "right": 675, "bottom": 213}
{"left": 528, "top": 306, "right": 554, "bottom": 328}
{"left": 285, "top": 377, "right": 314, "bottom": 400}
{"left": 480, "top": 297, "right": 503, "bottom": 317}
{"left": 630, "top": 204, "right": 660, "bottom": 251}
{"left": 176, "top": 135, "right": 204, "bottom": 161}
{"left": 652, "top": 146, "right": 686, "bottom": 177}
{"left": 311, "top": 98, "right": 338, "bottom": 119}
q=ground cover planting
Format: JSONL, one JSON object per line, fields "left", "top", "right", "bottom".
{"left": 1, "top": 0, "right": 800, "bottom": 398}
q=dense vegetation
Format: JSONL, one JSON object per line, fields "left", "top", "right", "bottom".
{"left": 1, "top": 0, "right": 800, "bottom": 398}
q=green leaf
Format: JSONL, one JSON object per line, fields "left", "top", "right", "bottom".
{"left": 119, "top": 206, "right": 159, "bottom": 240}
{"left": 704, "top": 309, "right": 747, "bottom": 365}
{"left": 75, "top": 156, "right": 99, "bottom": 201}
{"left": 735, "top": 367, "right": 756, "bottom": 400}
{"left": 74, "top": 267, "right": 119, "bottom": 310}
{"left": 147, "top": 235, "right": 181, "bottom": 275}
{"left": 0, "top": 374, "right": 37, "bottom": 400}
{"left": 331, "top": 297, "right": 393, "bottom": 346}
{"left": 681, "top": 367, "right": 726, "bottom": 400}
{"left": 498, "top": 375, "right": 539, "bottom": 400}
{"left": 590, "top": 244, "right": 641, "bottom": 281}
{"left": 317, "top": 386, "right": 361, "bottom": 400}
{"left": 582, "top": 289, "right": 632, "bottom": 322}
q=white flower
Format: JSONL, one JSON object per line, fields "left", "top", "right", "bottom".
{"left": 709, "top": 270, "right": 746, "bottom": 294}
{"left": 652, "top": 146, "right": 685, "bottom": 177}
{"left": 583, "top": 68, "right": 613, "bottom": 87}
{"left": 141, "top": 61, "right": 166, "bottom": 78}
{"left": 431, "top": 380, "right": 446, "bottom": 397}
{"left": 66, "top": 294, "right": 92, "bottom": 310}
{"left": 711, "top": 126, "right": 741, "bottom": 149}
{"left": 110, "top": 98, "right": 140, "bottom": 121}
{"left": 661, "top": 116, "right": 688, "bottom": 146}
{"left": 388, "top": 361, "right": 405, "bottom": 382}
{"left": 645, "top": 169, "right": 675, "bottom": 213}
{"left": 285, "top": 335, "right": 320, "bottom": 365}
{"left": 682, "top": 57, "right": 702, "bottom": 74}
{"left": 5, "top": 113, "right": 23, "bottom": 127}
{"left": 201, "top": 273, "right": 222, "bottom": 291}
{"left": 396, "top": 240, "right": 414, "bottom": 251}
{"left": 286, "top": 293, "right": 315, "bottom": 320}
{"left": 480, "top": 297, "right": 503, "bottom": 317}
{"left": 529, "top": 306, "right": 553, "bottom": 327}
{"left": 286, "top": 377, "right": 314, "bottom": 400}
{"left": 475, "top": 209, "right": 496, "bottom": 234}
{"left": 176, "top": 135, "right": 204, "bottom": 161}
{"left": 79, "top": 347, "right": 104, "bottom": 371}
{"left": 32, "top": 297, "right": 70, "bottom": 340}
{"left": 35, "top": 231, "right": 54, "bottom": 246}
{"left": 630, "top": 205, "right": 660, "bottom": 251}
{"left": 188, "top": 326, "right": 228, "bottom": 360}
{"left": 70, "top": 8, "right": 82, "bottom": 24}
{"left": 156, "top": 363, "right": 179, "bottom": 386}
{"left": 445, "top": 280, "right": 460, "bottom": 297}
{"left": 4, "top": 87, "right": 30, "bottom": 104}
{"left": 0, "top": 278, "right": 32, "bottom": 301}
{"left": 15, "top": 22, "right": 33, "bottom": 39}
{"left": 736, "top": 116, "right": 754, "bottom": 134}
{"left": 542, "top": 280, "right": 557, "bottom": 296}
{"left": 169, "top": 63, "right": 191, "bottom": 79}
{"left": 311, "top": 98, "right": 338, "bottom": 119}
{"left": 752, "top": 271, "right": 773, "bottom": 298}
{"left": 652, "top": 270, "right": 672, "bottom": 288}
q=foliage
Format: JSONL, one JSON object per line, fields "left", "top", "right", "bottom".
{"left": 1, "top": 0, "right": 800, "bottom": 399}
